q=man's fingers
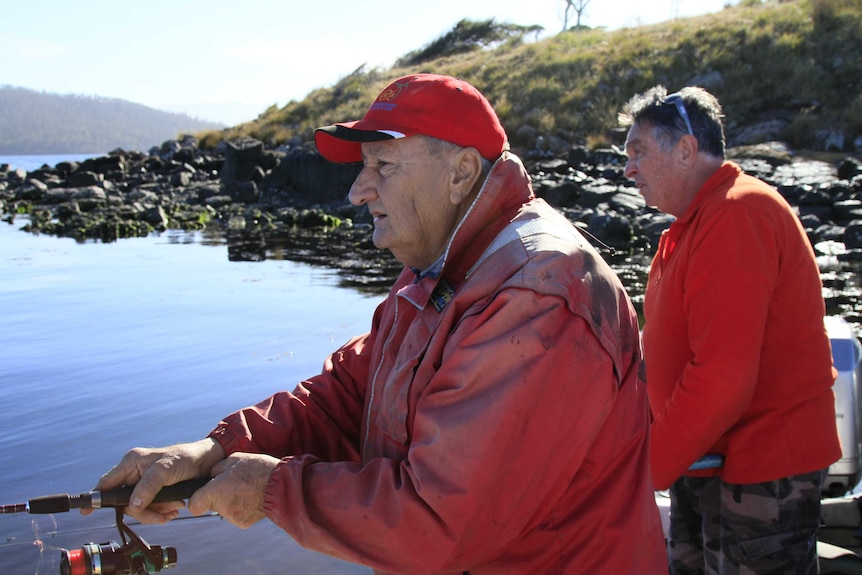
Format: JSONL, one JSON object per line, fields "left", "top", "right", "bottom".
{"left": 83, "top": 440, "right": 226, "bottom": 519}
{"left": 125, "top": 505, "right": 181, "bottom": 525}
{"left": 187, "top": 482, "right": 215, "bottom": 517}
{"left": 127, "top": 471, "right": 167, "bottom": 511}
{"left": 93, "top": 455, "right": 147, "bottom": 492}
{"left": 82, "top": 452, "right": 151, "bottom": 515}
{"left": 127, "top": 500, "right": 186, "bottom": 524}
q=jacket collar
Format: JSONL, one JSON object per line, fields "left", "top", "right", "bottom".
{"left": 676, "top": 161, "right": 741, "bottom": 224}
{"left": 397, "top": 152, "right": 535, "bottom": 310}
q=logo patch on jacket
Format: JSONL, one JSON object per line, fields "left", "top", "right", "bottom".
{"left": 430, "top": 279, "right": 455, "bottom": 313}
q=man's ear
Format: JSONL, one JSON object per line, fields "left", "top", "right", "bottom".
{"left": 449, "top": 147, "right": 484, "bottom": 205}
{"left": 676, "top": 133, "right": 699, "bottom": 167}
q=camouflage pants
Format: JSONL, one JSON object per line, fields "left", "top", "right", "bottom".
{"left": 667, "top": 470, "right": 824, "bottom": 575}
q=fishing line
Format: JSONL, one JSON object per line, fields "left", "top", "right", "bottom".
{"left": 0, "top": 512, "right": 222, "bottom": 549}
{"left": 1, "top": 479, "right": 216, "bottom": 573}
{"left": 32, "top": 514, "right": 62, "bottom": 575}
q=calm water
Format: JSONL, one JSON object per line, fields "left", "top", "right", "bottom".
{"left": 0, "top": 218, "right": 378, "bottom": 574}
{"left": 0, "top": 154, "right": 102, "bottom": 172}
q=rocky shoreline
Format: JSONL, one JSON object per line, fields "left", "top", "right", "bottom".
{"left": 2, "top": 136, "right": 861, "bottom": 330}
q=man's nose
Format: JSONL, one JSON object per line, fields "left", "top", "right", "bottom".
{"left": 623, "top": 158, "right": 636, "bottom": 180}
{"left": 348, "top": 168, "right": 376, "bottom": 206}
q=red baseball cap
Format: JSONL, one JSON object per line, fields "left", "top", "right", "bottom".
{"left": 314, "top": 74, "right": 509, "bottom": 163}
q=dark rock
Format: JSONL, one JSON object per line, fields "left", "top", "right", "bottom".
{"left": 268, "top": 147, "right": 362, "bottom": 203}
{"left": 815, "top": 223, "right": 846, "bottom": 243}
{"left": 172, "top": 172, "right": 192, "bottom": 187}
{"left": 221, "top": 138, "right": 264, "bottom": 182}
{"left": 798, "top": 204, "right": 835, "bottom": 221}
{"left": 55, "top": 161, "right": 80, "bottom": 174}
{"left": 609, "top": 188, "right": 646, "bottom": 214}
{"left": 579, "top": 182, "right": 620, "bottom": 208}
{"left": 777, "top": 183, "right": 807, "bottom": 204}
{"left": 173, "top": 148, "right": 197, "bottom": 164}
{"left": 587, "top": 210, "right": 635, "bottom": 249}
{"left": 143, "top": 205, "right": 169, "bottom": 228}
{"left": 843, "top": 222, "right": 862, "bottom": 250}
{"left": 56, "top": 201, "right": 81, "bottom": 219}
{"left": 259, "top": 151, "right": 279, "bottom": 172}
{"left": 67, "top": 171, "right": 103, "bottom": 188}
{"left": 81, "top": 154, "right": 126, "bottom": 175}
{"left": 799, "top": 188, "right": 834, "bottom": 206}
{"left": 567, "top": 145, "right": 590, "bottom": 168}
{"left": 838, "top": 157, "right": 862, "bottom": 181}
{"left": 226, "top": 180, "right": 259, "bottom": 204}
{"left": 729, "top": 120, "right": 789, "bottom": 147}
{"left": 799, "top": 213, "right": 824, "bottom": 231}
{"left": 599, "top": 166, "right": 625, "bottom": 182}
{"left": 534, "top": 158, "right": 570, "bottom": 175}
{"left": 734, "top": 158, "right": 775, "bottom": 181}
{"left": 207, "top": 195, "right": 233, "bottom": 208}
{"left": 5, "top": 167, "right": 27, "bottom": 184}
{"left": 590, "top": 148, "right": 627, "bottom": 166}
{"left": 542, "top": 181, "right": 581, "bottom": 208}
{"left": 43, "top": 188, "right": 76, "bottom": 204}
{"left": 728, "top": 142, "right": 793, "bottom": 166}
{"left": 72, "top": 186, "right": 108, "bottom": 201}
{"left": 513, "top": 124, "right": 540, "bottom": 149}
{"left": 15, "top": 182, "right": 46, "bottom": 201}
{"left": 833, "top": 200, "right": 862, "bottom": 222}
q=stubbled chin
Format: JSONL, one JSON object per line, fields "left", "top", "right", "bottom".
{"left": 639, "top": 188, "right": 654, "bottom": 202}
{"left": 371, "top": 228, "right": 388, "bottom": 250}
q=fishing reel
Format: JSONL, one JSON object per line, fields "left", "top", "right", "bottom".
{"left": 59, "top": 509, "right": 177, "bottom": 575}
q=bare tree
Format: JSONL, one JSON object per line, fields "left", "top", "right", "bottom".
{"left": 562, "top": 0, "right": 592, "bottom": 30}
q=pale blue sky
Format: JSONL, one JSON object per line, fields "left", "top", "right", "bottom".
{"left": 1, "top": 0, "right": 737, "bottom": 125}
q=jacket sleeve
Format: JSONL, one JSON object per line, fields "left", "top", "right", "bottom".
{"left": 207, "top": 303, "right": 385, "bottom": 463}
{"left": 260, "top": 288, "right": 620, "bottom": 573}
{"left": 649, "top": 199, "right": 778, "bottom": 489}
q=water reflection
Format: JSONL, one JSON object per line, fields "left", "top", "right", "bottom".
{"left": 227, "top": 229, "right": 267, "bottom": 262}
{"left": 222, "top": 226, "right": 403, "bottom": 294}
{"left": 214, "top": 225, "right": 862, "bottom": 334}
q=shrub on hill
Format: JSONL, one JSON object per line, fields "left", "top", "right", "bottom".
{"left": 203, "top": 0, "right": 861, "bottom": 154}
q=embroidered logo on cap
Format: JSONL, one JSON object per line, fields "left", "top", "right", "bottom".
{"left": 370, "top": 80, "right": 409, "bottom": 112}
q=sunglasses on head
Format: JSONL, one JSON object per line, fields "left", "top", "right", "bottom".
{"left": 663, "top": 93, "right": 694, "bottom": 136}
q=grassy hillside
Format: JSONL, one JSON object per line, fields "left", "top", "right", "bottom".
{"left": 0, "top": 87, "right": 224, "bottom": 154}
{"left": 204, "top": 0, "right": 862, "bottom": 154}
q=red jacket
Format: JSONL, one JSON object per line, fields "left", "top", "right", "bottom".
{"left": 644, "top": 162, "right": 841, "bottom": 489}
{"left": 210, "top": 153, "right": 666, "bottom": 574}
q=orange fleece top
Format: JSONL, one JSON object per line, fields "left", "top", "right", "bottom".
{"left": 644, "top": 161, "right": 841, "bottom": 489}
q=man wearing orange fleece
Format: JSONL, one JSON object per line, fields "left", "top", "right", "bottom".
{"left": 621, "top": 85, "right": 841, "bottom": 574}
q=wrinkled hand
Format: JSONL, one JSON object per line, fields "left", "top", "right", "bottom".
{"left": 83, "top": 438, "right": 225, "bottom": 524}
{"left": 188, "top": 452, "right": 280, "bottom": 528}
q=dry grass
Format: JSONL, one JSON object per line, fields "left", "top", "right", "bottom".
{"left": 202, "top": 0, "right": 862, "bottom": 152}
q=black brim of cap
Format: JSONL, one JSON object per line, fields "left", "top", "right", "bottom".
{"left": 317, "top": 124, "right": 398, "bottom": 142}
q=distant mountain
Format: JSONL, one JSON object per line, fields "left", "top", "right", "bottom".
{"left": 0, "top": 86, "right": 225, "bottom": 154}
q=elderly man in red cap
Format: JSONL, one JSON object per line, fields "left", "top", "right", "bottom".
{"left": 88, "top": 74, "right": 666, "bottom": 574}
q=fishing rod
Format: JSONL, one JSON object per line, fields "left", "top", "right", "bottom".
{"left": 1, "top": 478, "right": 209, "bottom": 575}
{"left": 0, "top": 478, "right": 210, "bottom": 515}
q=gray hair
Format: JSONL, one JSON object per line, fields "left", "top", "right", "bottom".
{"left": 423, "top": 135, "right": 494, "bottom": 177}
{"left": 619, "top": 85, "right": 726, "bottom": 159}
